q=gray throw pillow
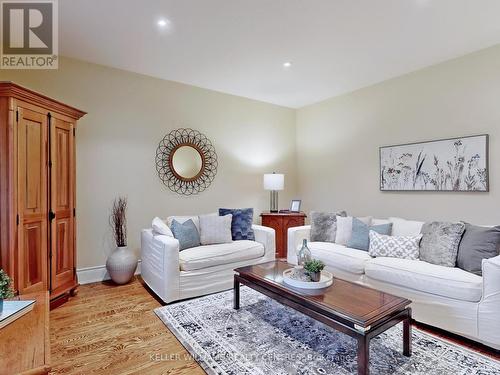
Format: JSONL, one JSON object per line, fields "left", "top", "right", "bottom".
{"left": 310, "top": 211, "right": 347, "bottom": 242}
{"left": 347, "top": 217, "right": 393, "bottom": 251}
{"left": 171, "top": 219, "right": 201, "bottom": 250}
{"left": 199, "top": 214, "right": 233, "bottom": 245}
{"left": 457, "top": 223, "right": 500, "bottom": 276}
{"left": 419, "top": 221, "right": 465, "bottom": 267}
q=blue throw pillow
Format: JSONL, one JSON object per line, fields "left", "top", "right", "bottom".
{"left": 347, "top": 218, "right": 392, "bottom": 251}
{"left": 171, "top": 219, "right": 201, "bottom": 250}
{"left": 219, "top": 208, "right": 255, "bottom": 241}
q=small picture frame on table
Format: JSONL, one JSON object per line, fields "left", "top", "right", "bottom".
{"left": 290, "top": 200, "right": 301, "bottom": 212}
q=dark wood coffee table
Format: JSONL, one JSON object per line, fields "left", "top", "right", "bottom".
{"left": 234, "top": 260, "right": 412, "bottom": 375}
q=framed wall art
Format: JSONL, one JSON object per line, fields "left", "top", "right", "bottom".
{"left": 380, "top": 134, "right": 489, "bottom": 192}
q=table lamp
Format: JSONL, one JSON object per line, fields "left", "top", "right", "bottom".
{"left": 263, "top": 172, "right": 284, "bottom": 212}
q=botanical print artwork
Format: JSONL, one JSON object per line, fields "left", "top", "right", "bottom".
{"left": 380, "top": 135, "right": 488, "bottom": 191}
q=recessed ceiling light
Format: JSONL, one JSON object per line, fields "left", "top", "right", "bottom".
{"left": 283, "top": 62, "right": 292, "bottom": 68}
{"left": 157, "top": 19, "right": 168, "bottom": 27}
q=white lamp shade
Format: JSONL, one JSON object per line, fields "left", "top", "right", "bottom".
{"left": 263, "top": 173, "right": 284, "bottom": 191}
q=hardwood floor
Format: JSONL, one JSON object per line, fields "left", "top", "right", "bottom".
{"left": 49, "top": 278, "right": 499, "bottom": 374}
{"left": 49, "top": 277, "right": 204, "bottom": 374}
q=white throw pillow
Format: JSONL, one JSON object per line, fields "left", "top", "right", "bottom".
{"left": 389, "top": 217, "right": 424, "bottom": 236}
{"left": 335, "top": 216, "right": 372, "bottom": 245}
{"left": 372, "top": 218, "right": 391, "bottom": 225}
{"left": 199, "top": 214, "right": 233, "bottom": 245}
{"left": 368, "top": 230, "right": 422, "bottom": 260}
{"left": 152, "top": 217, "right": 173, "bottom": 237}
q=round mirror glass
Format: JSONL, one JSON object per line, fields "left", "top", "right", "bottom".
{"left": 172, "top": 145, "right": 203, "bottom": 180}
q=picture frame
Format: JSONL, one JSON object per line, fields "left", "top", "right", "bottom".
{"left": 379, "top": 134, "right": 489, "bottom": 192}
{"left": 290, "top": 199, "right": 301, "bottom": 212}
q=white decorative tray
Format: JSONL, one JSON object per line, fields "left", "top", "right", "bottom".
{"left": 283, "top": 268, "right": 334, "bottom": 290}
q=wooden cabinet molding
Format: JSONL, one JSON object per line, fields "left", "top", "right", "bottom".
{"left": 260, "top": 212, "right": 307, "bottom": 258}
{"left": 0, "top": 81, "right": 85, "bottom": 305}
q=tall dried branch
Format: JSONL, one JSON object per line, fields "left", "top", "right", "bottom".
{"left": 110, "top": 197, "right": 127, "bottom": 247}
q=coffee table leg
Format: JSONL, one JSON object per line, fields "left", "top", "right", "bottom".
{"left": 403, "top": 308, "right": 412, "bottom": 357}
{"left": 233, "top": 276, "right": 240, "bottom": 310}
{"left": 357, "top": 336, "right": 370, "bottom": 375}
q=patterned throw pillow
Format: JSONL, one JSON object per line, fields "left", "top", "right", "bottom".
{"left": 218, "top": 208, "right": 255, "bottom": 241}
{"left": 419, "top": 221, "right": 465, "bottom": 267}
{"left": 310, "top": 211, "right": 347, "bottom": 242}
{"left": 171, "top": 219, "right": 201, "bottom": 251}
{"left": 368, "top": 231, "right": 422, "bottom": 260}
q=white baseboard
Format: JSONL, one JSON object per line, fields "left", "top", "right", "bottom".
{"left": 77, "top": 260, "right": 142, "bottom": 285}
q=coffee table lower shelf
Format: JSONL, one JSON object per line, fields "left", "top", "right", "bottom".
{"left": 234, "top": 272, "right": 412, "bottom": 375}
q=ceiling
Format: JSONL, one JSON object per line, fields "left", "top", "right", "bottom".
{"left": 60, "top": 0, "right": 500, "bottom": 108}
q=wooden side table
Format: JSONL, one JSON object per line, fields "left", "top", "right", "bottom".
{"left": 0, "top": 291, "right": 50, "bottom": 374}
{"left": 260, "top": 212, "right": 307, "bottom": 258}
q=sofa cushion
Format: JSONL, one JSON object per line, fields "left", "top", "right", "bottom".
{"left": 152, "top": 217, "right": 173, "bottom": 237}
{"left": 347, "top": 218, "right": 392, "bottom": 251}
{"left": 420, "top": 221, "right": 465, "bottom": 267}
{"left": 199, "top": 214, "right": 233, "bottom": 245}
{"left": 365, "top": 257, "right": 483, "bottom": 302}
{"left": 310, "top": 211, "right": 347, "bottom": 243}
{"left": 368, "top": 231, "right": 421, "bottom": 260}
{"left": 179, "top": 240, "right": 264, "bottom": 271}
{"left": 372, "top": 218, "right": 391, "bottom": 225}
{"left": 335, "top": 216, "right": 372, "bottom": 245}
{"left": 389, "top": 217, "right": 424, "bottom": 236}
{"left": 457, "top": 223, "right": 500, "bottom": 276}
{"left": 167, "top": 215, "right": 201, "bottom": 232}
{"left": 171, "top": 219, "right": 201, "bottom": 251}
{"left": 219, "top": 208, "right": 255, "bottom": 241}
{"left": 305, "top": 242, "right": 372, "bottom": 275}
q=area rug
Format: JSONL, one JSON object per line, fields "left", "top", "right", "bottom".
{"left": 155, "top": 287, "right": 500, "bottom": 374}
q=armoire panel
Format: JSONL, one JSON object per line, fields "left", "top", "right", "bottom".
{"left": 50, "top": 117, "right": 76, "bottom": 293}
{"left": 17, "top": 107, "right": 48, "bottom": 294}
{"left": 56, "top": 218, "right": 71, "bottom": 274}
{"left": 55, "top": 127, "right": 70, "bottom": 209}
{"left": 25, "top": 120, "right": 44, "bottom": 210}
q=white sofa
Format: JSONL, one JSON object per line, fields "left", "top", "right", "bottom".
{"left": 287, "top": 220, "right": 500, "bottom": 350}
{"left": 141, "top": 223, "right": 275, "bottom": 304}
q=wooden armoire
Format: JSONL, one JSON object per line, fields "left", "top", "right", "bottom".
{"left": 0, "top": 82, "right": 86, "bottom": 304}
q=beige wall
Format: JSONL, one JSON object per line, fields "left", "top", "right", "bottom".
{"left": 0, "top": 57, "right": 297, "bottom": 268}
{"left": 296, "top": 45, "right": 500, "bottom": 225}
{"left": 3, "top": 44, "right": 500, "bottom": 268}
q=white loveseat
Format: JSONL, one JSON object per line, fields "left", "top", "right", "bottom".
{"left": 287, "top": 219, "right": 500, "bottom": 350}
{"left": 141, "top": 220, "right": 275, "bottom": 304}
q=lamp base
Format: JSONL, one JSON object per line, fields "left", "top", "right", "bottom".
{"left": 270, "top": 190, "right": 279, "bottom": 212}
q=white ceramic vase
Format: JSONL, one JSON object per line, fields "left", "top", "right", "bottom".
{"left": 106, "top": 246, "right": 138, "bottom": 285}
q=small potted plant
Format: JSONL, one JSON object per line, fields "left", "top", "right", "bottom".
{"left": 304, "top": 259, "right": 325, "bottom": 282}
{"left": 0, "top": 269, "right": 15, "bottom": 313}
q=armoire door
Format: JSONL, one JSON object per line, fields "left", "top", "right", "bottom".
{"left": 50, "top": 116, "right": 75, "bottom": 293}
{"left": 17, "top": 107, "right": 49, "bottom": 294}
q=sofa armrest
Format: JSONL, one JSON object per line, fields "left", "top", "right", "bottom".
{"left": 287, "top": 225, "right": 311, "bottom": 265}
{"left": 482, "top": 254, "right": 500, "bottom": 298}
{"left": 253, "top": 225, "right": 276, "bottom": 262}
{"left": 478, "top": 254, "right": 500, "bottom": 349}
{"left": 140, "top": 229, "right": 180, "bottom": 303}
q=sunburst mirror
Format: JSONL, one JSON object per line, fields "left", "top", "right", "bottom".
{"left": 156, "top": 128, "right": 218, "bottom": 195}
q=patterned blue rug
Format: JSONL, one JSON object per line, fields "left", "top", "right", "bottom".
{"left": 155, "top": 287, "right": 500, "bottom": 374}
